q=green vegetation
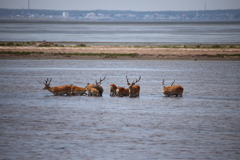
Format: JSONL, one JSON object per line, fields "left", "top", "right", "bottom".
{"left": 0, "top": 51, "right": 44, "bottom": 55}
{"left": 0, "top": 51, "right": 137, "bottom": 58}
{"left": 74, "top": 44, "right": 86, "bottom": 47}
{"left": 0, "top": 42, "right": 23, "bottom": 46}
{"left": 209, "top": 54, "right": 240, "bottom": 57}
{"left": 160, "top": 44, "right": 240, "bottom": 49}
{"left": 0, "top": 41, "right": 65, "bottom": 47}
{"left": 0, "top": 41, "right": 239, "bottom": 49}
{"left": 0, "top": 41, "right": 36, "bottom": 46}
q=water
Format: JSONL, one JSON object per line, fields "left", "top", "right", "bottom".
{"left": 0, "top": 60, "right": 240, "bottom": 159}
{"left": 0, "top": 21, "right": 240, "bottom": 43}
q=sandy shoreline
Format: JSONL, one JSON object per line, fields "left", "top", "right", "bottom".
{"left": 1, "top": 45, "right": 240, "bottom": 60}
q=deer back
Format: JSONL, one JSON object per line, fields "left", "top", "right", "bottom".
{"left": 162, "top": 85, "right": 184, "bottom": 97}
{"left": 129, "top": 85, "right": 140, "bottom": 97}
{"left": 86, "top": 83, "right": 103, "bottom": 96}
{"left": 49, "top": 85, "right": 72, "bottom": 95}
{"left": 90, "top": 87, "right": 100, "bottom": 96}
{"left": 86, "top": 83, "right": 97, "bottom": 96}
{"left": 116, "top": 86, "right": 129, "bottom": 97}
{"left": 70, "top": 85, "right": 87, "bottom": 95}
{"left": 123, "top": 88, "right": 130, "bottom": 96}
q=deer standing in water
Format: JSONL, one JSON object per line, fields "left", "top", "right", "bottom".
{"left": 70, "top": 84, "right": 87, "bottom": 95}
{"left": 116, "top": 86, "right": 129, "bottom": 97}
{"left": 87, "top": 76, "right": 106, "bottom": 97}
{"left": 126, "top": 76, "right": 141, "bottom": 97}
{"left": 162, "top": 79, "right": 184, "bottom": 97}
{"left": 43, "top": 78, "right": 71, "bottom": 96}
{"left": 109, "top": 84, "right": 117, "bottom": 96}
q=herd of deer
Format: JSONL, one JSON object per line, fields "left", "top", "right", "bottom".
{"left": 43, "top": 76, "right": 184, "bottom": 97}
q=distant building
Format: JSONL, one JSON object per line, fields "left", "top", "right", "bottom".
{"left": 84, "top": 12, "right": 97, "bottom": 19}
{"left": 63, "top": 12, "right": 69, "bottom": 18}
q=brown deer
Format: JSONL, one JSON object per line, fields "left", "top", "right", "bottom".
{"left": 116, "top": 86, "right": 129, "bottom": 97}
{"left": 70, "top": 84, "right": 87, "bottom": 96}
{"left": 126, "top": 76, "right": 141, "bottom": 97}
{"left": 43, "top": 78, "right": 71, "bottom": 96}
{"left": 109, "top": 84, "right": 117, "bottom": 96}
{"left": 87, "top": 76, "right": 106, "bottom": 96}
{"left": 162, "top": 79, "right": 184, "bottom": 97}
{"left": 86, "top": 83, "right": 99, "bottom": 96}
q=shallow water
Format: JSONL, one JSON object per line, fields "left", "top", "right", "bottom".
{"left": 1, "top": 21, "right": 240, "bottom": 43}
{"left": 0, "top": 60, "right": 240, "bottom": 159}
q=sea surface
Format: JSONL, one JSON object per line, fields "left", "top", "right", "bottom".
{"left": 0, "top": 60, "right": 240, "bottom": 159}
{"left": 0, "top": 21, "right": 240, "bottom": 44}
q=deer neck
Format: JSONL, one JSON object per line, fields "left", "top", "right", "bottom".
{"left": 129, "top": 85, "right": 133, "bottom": 96}
{"left": 46, "top": 86, "right": 54, "bottom": 93}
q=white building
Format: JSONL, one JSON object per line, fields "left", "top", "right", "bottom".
{"left": 62, "top": 12, "right": 69, "bottom": 18}
{"left": 84, "top": 12, "right": 97, "bottom": 19}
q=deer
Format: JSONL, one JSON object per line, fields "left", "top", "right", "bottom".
{"left": 162, "top": 79, "right": 184, "bottom": 97}
{"left": 116, "top": 86, "right": 129, "bottom": 97}
{"left": 43, "top": 78, "right": 71, "bottom": 96}
{"left": 70, "top": 84, "right": 87, "bottom": 96}
{"left": 126, "top": 76, "right": 141, "bottom": 97}
{"left": 86, "top": 76, "right": 106, "bottom": 97}
{"left": 86, "top": 83, "right": 99, "bottom": 96}
{"left": 109, "top": 84, "right": 117, "bottom": 96}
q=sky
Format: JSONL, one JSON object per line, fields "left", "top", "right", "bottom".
{"left": 1, "top": 0, "right": 240, "bottom": 11}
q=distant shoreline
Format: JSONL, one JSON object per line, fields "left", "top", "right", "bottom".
{"left": 0, "top": 41, "right": 239, "bottom": 60}
{"left": 1, "top": 41, "right": 240, "bottom": 46}
{"left": 1, "top": 18, "right": 240, "bottom": 23}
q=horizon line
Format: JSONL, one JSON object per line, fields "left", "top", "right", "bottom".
{"left": 1, "top": 8, "right": 240, "bottom": 12}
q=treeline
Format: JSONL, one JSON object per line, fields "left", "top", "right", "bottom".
{"left": 1, "top": 8, "right": 240, "bottom": 20}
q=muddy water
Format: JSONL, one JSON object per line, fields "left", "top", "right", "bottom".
{"left": 0, "top": 60, "right": 240, "bottom": 160}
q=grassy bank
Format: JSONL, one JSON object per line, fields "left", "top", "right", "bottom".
{"left": 0, "top": 51, "right": 44, "bottom": 55}
{"left": 0, "top": 41, "right": 240, "bottom": 49}
{"left": 0, "top": 51, "right": 137, "bottom": 58}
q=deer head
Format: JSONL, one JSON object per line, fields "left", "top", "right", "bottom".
{"left": 43, "top": 78, "right": 52, "bottom": 90}
{"left": 126, "top": 76, "right": 141, "bottom": 88}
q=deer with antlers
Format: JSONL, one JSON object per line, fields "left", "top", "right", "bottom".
{"left": 116, "top": 86, "right": 129, "bottom": 97}
{"left": 126, "top": 76, "right": 141, "bottom": 97}
{"left": 43, "top": 78, "right": 72, "bottom": 96}
{"left": 87, "top": 76, "right": 106, "bottom": 97}
{"left": 70, "top": 84, "right": 87, "bottom": 96}
{"left": 162, "top": 79, "right": 184, "bottom": 97}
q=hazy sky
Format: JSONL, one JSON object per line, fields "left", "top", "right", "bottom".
{"left": 1, "top": 0, "right": 240, "bottom": 11}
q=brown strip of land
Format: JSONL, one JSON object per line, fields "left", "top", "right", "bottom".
{"left": 0, "top": 45, "right": 240, "bottom": 60}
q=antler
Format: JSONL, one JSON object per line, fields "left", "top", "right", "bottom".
{"left": 133, "top": 76, "right": 141, "bottom": 84}
{"left": 171, "top": 80, "right": 175, "bottom": 86}
{"left": 162, "top": 79, "right": 165, "bottom": 88}
{"left": 43, "top": 78, "right": 48, "bottom": 85}
{"left": 48, "top": 78, "right": 52, "bottom": 85}
{"left": 96, "top": 76, "right": 106, "bottom": 85}
{"left": 126, "top": 76, "right": 141, "bottom": 85}
{"left": 126, "top": 76, "right": 130, "bottom": 85}
{"left": 43, "top": 78, "right": 52, "bottom": 85}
